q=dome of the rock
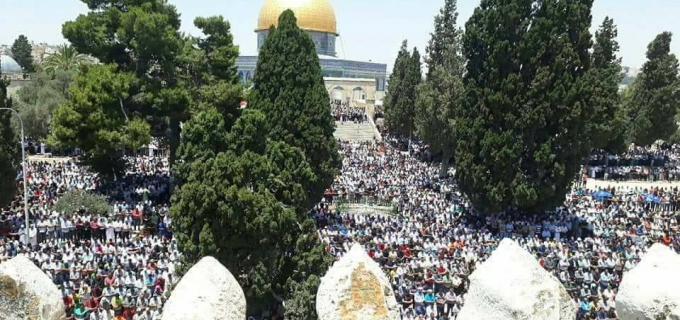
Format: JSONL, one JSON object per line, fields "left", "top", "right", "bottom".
{"left": 257, "top": 0, "right": 338, "bottom": 35}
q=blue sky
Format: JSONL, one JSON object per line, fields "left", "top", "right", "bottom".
{"left": 1, "top": 0, "right": 679, "bottom": 70}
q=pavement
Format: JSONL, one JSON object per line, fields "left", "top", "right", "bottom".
{"left": 333, "top": 121, "right": 376, "bottom": 142}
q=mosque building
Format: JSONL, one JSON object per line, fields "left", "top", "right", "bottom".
{"left": 237, "top": 0, "right": 387, "bottom": 109}
{"left": 0, "top": 54, "right": 25, "bottom": 80}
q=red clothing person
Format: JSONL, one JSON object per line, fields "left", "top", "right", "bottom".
{"left": 154, "top": 277, "right": 166, "bottom": 293}
{"left": 84, "top": 296, "right": 99, "bottom": 310}
{"left": 62, "top": 294, "right": 74, "bottom": 308}
{"left": 123, "top": 308, "right": 136, "bottom": 320}
{"left": 662, "top": 235, "right": 672, "bottom": 246}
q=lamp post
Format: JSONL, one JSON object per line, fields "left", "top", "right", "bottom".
{"left": 0, "top": 107, "right": 29, "bottom": 245}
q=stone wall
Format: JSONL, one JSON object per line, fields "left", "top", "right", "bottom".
{"left": 7, "top": 242, "right": 677, "bottom": 320}
{"left": 617, "top": 244, "right": 680, "bottom": 320}
{"left": 0, "top": 256, "right": 65, "bottom": 320}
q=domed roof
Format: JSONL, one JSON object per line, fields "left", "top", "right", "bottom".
{"left": 257, "top": 0, "right": 338, "bottom": 35}
{"left": 0, "top": 54, "right": 23, "bottom": 74}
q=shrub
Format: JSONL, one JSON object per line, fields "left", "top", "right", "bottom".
{"left": 53, "top": 190, "right": 112, "bottom": 216}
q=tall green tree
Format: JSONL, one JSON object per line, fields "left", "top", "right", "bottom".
{"left": 586, "top": 17, "right": 625, "bottom": 153}
{"left": 57, "top": 0, "right": 187, "bottom": 171}
{"left": 384, "top": 41, "right": 410, "bottom": 128}
{"left": 171, "top": 108, "right": 331, "bottom": 319}
{"left": 188, "top": 16, "right": 240, "bottom": 84}
{"left": 55, "top": 1, "right": 243, "bottom": 176}
{"left": 415, "top": 0, "right": 465, "bottom": 177}
{"left": 0, "top": 77, "right": 20, "bottom": 207}
{"left": 248, "top": 10, "right": 340, "bottom": 210}
{"left": 624, "top": 32, "right": 680, "bottom": 145}
{"left": 13, "top": 70, "right": 75, "bottom": 140}
{"left": 49, "top": 64, "right": 150, "bottom": 177}
{"left": 179, "top": 16, "right": 243, "bottom": 122}
{"left": 43, "top": 45, "right": 90, "bottom": 73}
{"left": 423, "top": 0, "right": 461, "bottom": 79}
{"left": 173, "top": 11, "right": 337, "bottom": 319}
{"left": 454, "top": 0, "right": 596, "bottom": 213}
{"left": 386, "top": 45, "right": 422, "bottom": 138}
{"left": 11, "top": 35, "right": 34, "bottom": 73}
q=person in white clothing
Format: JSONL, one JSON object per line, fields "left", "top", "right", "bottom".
{"left": 105, "top": 218, "right": 115, "bottom": 242}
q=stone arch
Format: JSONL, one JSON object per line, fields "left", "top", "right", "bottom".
{"left": 352, "top": 87, "right": 366, "bottom": 101}
{"left": 331, "top": 86, "right": 346, "bottom": 102}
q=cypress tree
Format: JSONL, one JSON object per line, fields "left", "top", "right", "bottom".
{"left": 454, "top": 0, "right": 596, "bottom": 213}
{"left": 386, "top": 45, "right": 422, "bottom": 139}
{"left": 423, "top": 0, "right": 461, "bottom": 80}
{"left": 172, "top": 107, "right": 330, "bottom": 317}
{"left": 384, "top": 40, "right": 409, "bottom": 130}
{"left": 624, "top": 32, "right": 680, "bottom": 145}
{"left": 249, "top": 10, "right": 340, "bottom": 210}
{"left": 587, "top": 17, "right": 626, "bottom": 153}
{"left": 0, "top": 77, "right": 20, "bottom": 207}
{"left": 416, "top": 0, "right": 465, "bottom": 177}
{"left": 11, "top": 35, "right": 35, "bottom": 73}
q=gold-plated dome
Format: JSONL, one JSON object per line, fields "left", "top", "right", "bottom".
{"left": 257, "top": 0, "right": 338, "bottom": 35}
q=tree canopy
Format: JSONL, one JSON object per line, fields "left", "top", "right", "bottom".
{"left": 423, "top": 0, "right": 461, "bottom": 80}
{"left": 53, "top": 190, "right": 112, "bottom": 216}
{"left": 172, "top": 108, "right": 331, "bottom": 318}
{"left": 415, "top": 0, "right": 465, "bottom": 177}
{"left": 454, "top": 0, "right": 599, "bottom": 213}
{"left": 171, "top": 10, "right": 337, "bottom": 319}
{"left": 53, "top": 0, "right": 244, "bottom": 177}
{"left": 49, "top": 64, "right": 150, "bottom": 177}
{"left": 0, "top": 77, "right": 20, "bottom": 207}
{"left": 385, "top": 42, "right": 422, "bottom": 138}
{"left": 623, "top": 32, "right": 680, "bottom": 146}
{"left": 11, "top": 35, "right": 34, "bottom": 73}
{"left": 180, "top": 16, "right": 243, "bottom": 123}
{"left": 55, "top": 0, "right": 187, "bottom": 172}
{"left": 248, "top": 10, "right": 340, "bottom": 210}
{"left": 13, "top": 70, "right": 75, "bottom": 141}
{"left": 587, "top": 17, "right": 624, "bottom": 146}
{"left": 586, "top": 17, "right": 626, "bottom": 154}
{"left": 43, "top": 45, "right": 90, "bottom": 73}
{"left": 384, "top": 41, "right": 409, "bottom": 130}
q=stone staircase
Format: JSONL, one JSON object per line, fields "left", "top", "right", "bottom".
{"left": 333, "top": 122, "right": 377, "bottom": 142}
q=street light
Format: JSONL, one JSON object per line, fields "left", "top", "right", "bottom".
{"left": 0, "top": 108, "right": 29, "bottom": 245}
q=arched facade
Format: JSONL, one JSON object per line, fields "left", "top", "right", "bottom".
{"left": 330, "top": 86, "right": 345, "bottom": 102}
{"left": 325, "top": 78, "right": 382, "bottom": 110}
{"left": 352, "top": 87, "right": 366, "bottom": 101}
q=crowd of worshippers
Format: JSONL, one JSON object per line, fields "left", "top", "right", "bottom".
{"left": 586, "top": 144, "right": 680, "bottom": 182}
{"left": 589, "top": 144, "right": 680, "bottom": 166}
{"left": 314, "top": 138, "right": 680, "bottom": 320}
{"left": 331, "top": 101, "right": 368, "bottom": 123}
{"left": 2, "top": 138, "right": 680, "bottom": 320}
{"left": 0, "top": 156, "right": 176, "bottom": 320}
{"left": 585, "top": 165, "right": 680, "bottom": 182}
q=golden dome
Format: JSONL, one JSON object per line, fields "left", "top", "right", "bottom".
{"left": 257, "top": 0, "right": 338, "bottom": 35}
